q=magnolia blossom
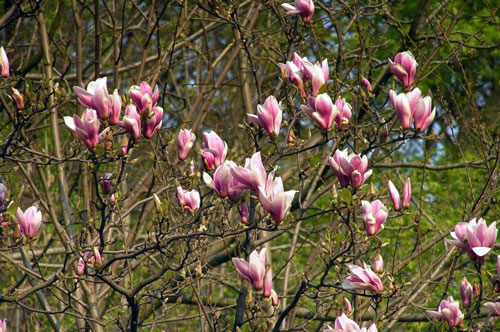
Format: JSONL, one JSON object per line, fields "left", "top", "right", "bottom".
{"left": 120, "top": 104, "right": 141, "bottom": 139}
{"left": 427, "top": 296, "right": 464, "bottom": 328}
{"left": 342, "top": 263, "right": 384, "bottom": 294}
{"left": 176, "top": 186, "right": 200, "bottom": 214}
{"left": 362, "top": 77, "right": 372, "bottom": 92}
{"left": 0, "top": 46, "right": 9, "bottom": 78}
{"left": 11, "top": 87, "right": 24, "bottom": 110}
{"left": 388, "top": 51, "right": 417, "bottom": 87}
{"left": 129, "top": 82, "right": 159, "bottom": 112}
{"left": 77, "top": 258, "right": 85, "bottom": 275}
{"left": 64, "top": 109, "right": 110, "bottom": 149}
{"left": 271, "top": 289, "right": 279, "bottom": 306}
{"left": 73, "top": 77, "right": 121, "bottom": 120}
{"left": 302, "top": 58, "right": 328, "bottom": 96}
{"left": 301, "top": 93, "right": 338, "bottom": 130}
{"left": 484, "top": 302, "right": 500, "bottom": 316}
{"left": 142, "top": 106, "right": 163, "bottom": 139}
{"left": 460, "top": 277, "right": 472, "bottom": 308}
{"left": 240, "top": 201, "right": 249, "bottom": 224}
{"left": 258, "top": 176, "right": 297, "bottom": 223}
{"left": 278, "top": 53, "right": 306, "bottom": 98}
{"left": 362, "top": 200, "right": 388, "bottom": 236}
{"left": 248, "top": 95, "right": 283, "bottom": 137}
{"left": 281, "top": 0, "right": 315, "bottom": 23}
{"left": 413, "top": 95, "right": 436, "bottom": 132}
{"left": 343, "top": 297, "right": 352, "bottom": 315}
{"left": 232, "top": 248, "right": 267, "bottom": 290}
{"left": 329, "top": 149, "right": 372, "bottom": 188}
{"left": 100, "top": 173, "right": 113, "bottom": 195}
{"left": 203, "top": 161, "right": 246, "bottom": 201}
{"left": 388, "top": 180, "right": 401, "bottom": 211}
{"left": 263, "top": 269, "right": 273, "bottom": 297}
{"left": 231, "top": 151, "right": 267, "bottom": 192}
{"left": 373, "top": 254, "right": 384, "bottom": 274}
{"left": 323, "top": 313, "right": 377, "bottom": 332}
{"left": 177, "top": 129, "right": 196, "bottom": 160}
{"left": 449, "top": 218, "right": 497, "bottom": 259}
{"left": 334, "top": 96, "right": 352, "bottom": 129}
{"left": 202, "top": 131, "right": 228, "bottom": 170}
{"left": 16, "top": 206, "right": 42, "bottom": 238}
{"left": 402, "top": 177, "right": 411, "bottom": 208}
{"left": 389, "top": 88, "right": 421, "bottom": 129}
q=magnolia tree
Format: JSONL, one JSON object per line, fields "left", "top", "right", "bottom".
{"left": 0, "top": 0, "right": 499, "bottom": 331}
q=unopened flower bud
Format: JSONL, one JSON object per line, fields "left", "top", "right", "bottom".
{"left": 373, "top": 254, "right": 384, "bottom": 274}
{"left": 11, "top": 88, "right": 24, "bottom": 109}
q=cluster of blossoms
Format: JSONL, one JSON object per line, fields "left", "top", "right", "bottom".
{"left": 77, "top": 248, "right": 104, "bottom": 275}
{"left": 232, "top": 248, "right": 279, "bottom": 306}
{"left": 66, "top": 78, "right": 163, "bottom": 149}
{"left": 388, "top": 52, "right": 436, "bottom": 132}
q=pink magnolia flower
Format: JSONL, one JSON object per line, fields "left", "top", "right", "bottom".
{"left": 362, "top": 77, "right": 372, "bottom": 92}
{"left": 271, "top": 289, "right": 279, "bottom": 306}
{"left": 449, "top": 218, "right": 497, "bottom": 259}
{"left": 142, "top": 106, "right": 163, "bottom": 139}
{"left": 11, "top": 87, "right": 24, "bottom": 110}
{"left": 389, "top": 88, "right": 421, "bottom": 129}
{"left": 281, "top": 0, "right": 315, "bottom": 23}
{"left": 427, "top": 296, "right": 464, "bottom": 328}
{"left": 302, "top": 59, "right": 328, "bottom": 96}
{"left": 230, "top": 151, "right": 267, "bottom": 192}
{"left": 16, "top": 206, "right": 43, "bottom": 238}
{"left": 232, "top": 248, "right": 267, "bottom": 290}
{"left": 176, "top": 186, "right": 200, "bottom": 214}
{"left": 109, "top": 89, "right": 122, "bottom": 125}
{"left": 373, "top": 254, "right": 384, "bottom": 274}
{"left": 343, "top": 297, "right": 352, "bottom": 315}
{"left": 413, "top": 95, "right": 436, "bottom": 132}
{"left": 328, "top": 149, "right": 372, "bottom": 188}
{"left": 64, "top": 109, "right": 110, "bottom": 149}
{"left": 100, "top": 173, "right": 113, "bottom": 195}
{"left": 278, "top": 53, "right": 306, "bottom": 98}
{"left": 129, "top": 82, "right": 159, "bottom": 112}
{"left": 388, "top": 180, "right": 401, "bottom": 211}
{"left": 301, "top": 93, "right": 338, "bottom": 130}
{"left": 77, "top": 257, "right": 85, "bottom": 275}
{"left": 177, "top": 129, "right": 196, "bottom": 160}
{"left": 203, "top": 161, "right": 246, "bottom": 201}
{"left": 258, "top": 176, "right": 297, "bottom": 223}
{"left": 73, "top": 77, "right": 120, "bottom": 120}
{"left": 362, "top": 200, "right": 388, "bottom": 236}
{"left": 202, "top": 131, "right": 228, "bottom": 170}
{"left": 460, "top": 277, "right": 472, "bottom": 308}
{"left": 0, "top": 318, "right": 6, "bottom": 332}
{"left": 334, "top": 96, "right": 352, "bottom": 129}
{"left": 248, "top": 95, "right": 283, "bottom": 137}
{"left": 240, "top": 201, "right": 249, "bottom": 225}
{"left": 324, "top": 313, "right": 377, "bottom": 332}
{"left": 263, "top": 269, "right": 273, "bottom": 297}
{"left": 120, "top": 104, "right": 142, "bottom": 139}
{"left": 342, "top": 263, "right": 384, "bottom": 294}
{"left": 484, "top": 302, "right": 500, "bottom": 316}
{"left": 388, "top": 51, "right": 417, "bottom": 87}
{"left": 0, "top": 46, "right": 9, "bottom": 78}
{"left": 402, "top": 177, "right": 411, "bottom": 208}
